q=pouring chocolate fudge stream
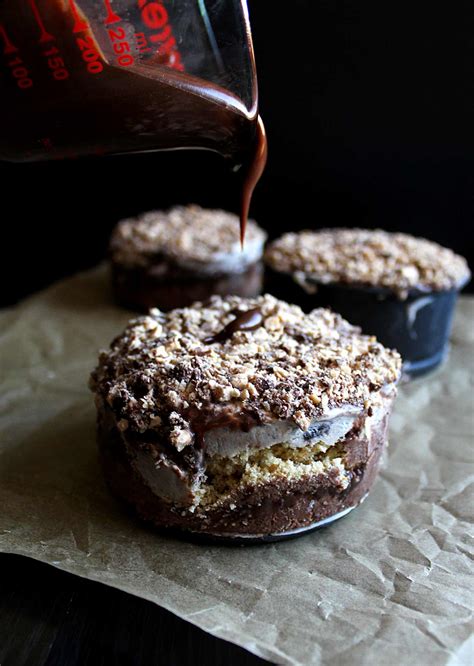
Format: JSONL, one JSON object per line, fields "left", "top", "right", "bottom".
{"left": 0, "top": 0, "right": 267, "bottom": 242}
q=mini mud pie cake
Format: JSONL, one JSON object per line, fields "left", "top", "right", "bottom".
{"left": 109, "top": 204, "right": 267, "bottom": 311}
{"left": 265, "top": 229, "right": 470, "bottom": 377}
{"left": 90, "top": 294, "right": 401, "bottom": 542}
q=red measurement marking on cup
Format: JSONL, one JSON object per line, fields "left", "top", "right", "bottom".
{"left": 41, "top": 42, "right": 70, "bottom": 80}
{"left": 136, "top": 1, "right": 184, "bottom": 71}
{"left": 28, "top": 0, "right": 54, "bottom": 43}
{"left": 103, "top": 2, "right": 134, "bottom": 68}
{"left": 27, "top": 0, "right": 70, "bottom": 80}
{"left": 104, "top": 0, "right": 121, "bottom": 26}
{"left": 0, "top": 24, "right": 17, "bottom": 54}
{"left": 134, "top": 32, "right": 151, "bottom": 54}
{"left": 69, "top": 0, "right": 104, "bottom": 74}
{"left": 0, "top": 23, "right": 34, "bottom": 89}
{"left": 69, "top": 0, "right": 88, "bottom": 33}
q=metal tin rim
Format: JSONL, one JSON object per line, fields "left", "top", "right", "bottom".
{"left": 272, "top": 266, "right": 470, "bottom": 299}
{"left": 182, "top": 503, "right": 361, "bottom": 545}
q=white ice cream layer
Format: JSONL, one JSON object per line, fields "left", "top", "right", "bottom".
{"left": 204, "top": 406, "right": 363, "bottom": 458}
{"left": 175, "top": 234, "right": 264, "bottom": 276}
{"left": 125, "top": 389, "right": 396, "bottom": 505}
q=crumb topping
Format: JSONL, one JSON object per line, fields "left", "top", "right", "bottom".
{"left": 110, "top": 204, "right": 266, "bottom": 269}
{"left": 90, "top": 294, "right": 401, "bottom": 448}
{"left": 265, "top": 229, "right": 470, "bottom": 296}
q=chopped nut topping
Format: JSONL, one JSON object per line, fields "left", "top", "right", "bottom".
{"left": 110, "top": 204, "right": 266, "bottom": 270}
{"left": 90, "top": 295, "right": 401, "bottom": 446}
{"left": 265, "top": 229, "right": 470, "bottom": 297}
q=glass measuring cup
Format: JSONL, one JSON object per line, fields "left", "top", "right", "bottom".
{"left": 0, "top": 0, "right": 259, "bottom": 164}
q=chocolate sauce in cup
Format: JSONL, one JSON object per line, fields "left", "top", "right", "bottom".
{"left": 0, "top": 0, "right": 266, "bottom": 239}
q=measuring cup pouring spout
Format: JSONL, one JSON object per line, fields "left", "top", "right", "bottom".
{"left": 0, "top": 0, "right": 259, "bottom": 163}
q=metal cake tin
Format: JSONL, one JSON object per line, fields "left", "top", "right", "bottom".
{"left": 266, "top": 268, "right": 469, "bottom": 378}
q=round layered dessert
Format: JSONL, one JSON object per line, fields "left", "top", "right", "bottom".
{"left": 90, "top": 294, "right": 401, "bottom": 542}
{"left": 109, "top": 204, "right": 267, "bottom": 311}
{"left": 265, "top": 229, "right": 471, "bottom": 377}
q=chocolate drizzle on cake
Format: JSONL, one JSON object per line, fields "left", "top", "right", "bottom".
{"left": 204, "top": 307, "right": 263, "bottom": 344}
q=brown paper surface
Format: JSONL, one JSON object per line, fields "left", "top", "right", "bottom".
{"left": 1, "top": 265, "right": 473, "bottom": 666}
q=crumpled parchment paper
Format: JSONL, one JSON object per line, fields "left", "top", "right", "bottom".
{"left": 0, "top": 265, "right": 473, "bottom": 666}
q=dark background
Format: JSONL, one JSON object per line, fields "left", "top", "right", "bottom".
{"left": 0, "top": 554, "right": 266, "bottom": 666}
{"left": 1, "top": 0, "right": 473, "bottom": 306}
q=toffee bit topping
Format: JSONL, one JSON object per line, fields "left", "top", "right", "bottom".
{"left": 265, "top": 229, "right": 471, "bottom": 297}
{"left": 204, "top": 308, "right": 263, "bottom": 344}
{"left": 90, "top": 295, "right": 401, "bottom": 446}
{"left": 109, "top": 204, "right": 266, "bottom": 269}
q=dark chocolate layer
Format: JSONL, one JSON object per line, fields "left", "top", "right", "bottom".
{"left": 111, "top": 261, "right": 264, "bottom": 312}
